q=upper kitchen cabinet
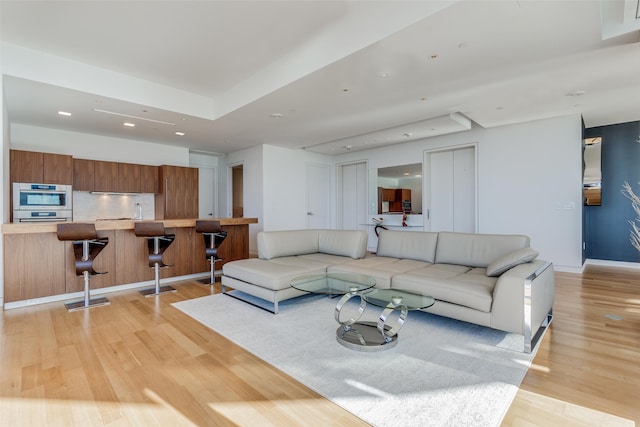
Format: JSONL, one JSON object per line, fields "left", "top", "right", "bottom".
{"left": 10, "top": 150, "right": 73, "bottom": 185}
{"left": 73, "top": 158, "right": 95, "bottom": 191}
{"left": 118, "top": 162, "right": 142, "bottom": 193}
{"left": 155, "top": 165, "right": 198, "bottom": 219}
{"left": 43, "top": 153, "right": 73, "bottom": 184}
{"left": 94, "top": 161, "right": 119, "bottom": 192}
{"left": 73, "top": 159, "right": 158, "bottom": 193}
{"left": 141, "top": 165, "right": 159, "bottom": 194}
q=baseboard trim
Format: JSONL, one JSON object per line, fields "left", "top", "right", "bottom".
{"left": 3, "top": 273, "right": 208, "bottom": 310}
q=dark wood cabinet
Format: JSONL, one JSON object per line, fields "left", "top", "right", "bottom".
{"left": 141, "top": 165, "right": 159, "bottom": 194}
{"left": 155, "top": 165, "right": 199, "bottom": 219}
{"left": 118, "top": 163, "right": 142, "bottom": 193}
{"left": 73, "top": 158, "right": 95, "bottom": 191}
{"left": 10, "top": 150, "right": 43, "bottom": 183}
{"left": 93, "top": 161, "right": 119, "bottom": 192}
{"left": 10, "top": 150, "right": 72, "bottom": 185}
{"left": 43, "top": 153, "right": 73, "bottom": 184}
{"left": 73, "top": 159, "right": 158, "bottom": 193}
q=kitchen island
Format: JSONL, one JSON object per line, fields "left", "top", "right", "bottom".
{"left": 2, "top": 218, "right": 258, "bottom": 307}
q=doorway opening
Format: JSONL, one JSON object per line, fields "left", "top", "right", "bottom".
{"left": 232, "top": 165, "right": 243, "bottom": 218}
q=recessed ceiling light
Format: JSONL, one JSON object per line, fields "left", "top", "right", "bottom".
{"left": 124, "top": 122, "right": 135, "bottom": 127}
{"left": 380, "top": 73, "right": 389, "bottom": 78}
{"left": 58, "top": 111, "right": 72, "bottom": 116}
{"left": 175, "top": 131, "right": 185, "bottom": 136}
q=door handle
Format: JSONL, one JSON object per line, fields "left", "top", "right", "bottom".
{"left": 307, "top": 211, "right": 314, "bottom": 216}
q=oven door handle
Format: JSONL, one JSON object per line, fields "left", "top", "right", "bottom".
{"left": 18, "top": 217, "right": 70, "bottom": 223}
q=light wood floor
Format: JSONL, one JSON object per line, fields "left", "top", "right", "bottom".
{"left": 0, "top": 265, "right": 638, "bottom": 426}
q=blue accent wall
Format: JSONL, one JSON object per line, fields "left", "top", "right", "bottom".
{"left": 585, "top": 120, "right": 640, "bottom": 262}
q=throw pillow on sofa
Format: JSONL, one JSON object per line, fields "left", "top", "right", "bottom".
{"left": 486, "top": 248, "right": 539, "bottom": 277}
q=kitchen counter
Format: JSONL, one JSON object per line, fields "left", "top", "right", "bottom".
{"left": 3, "top": 217, "right": 258, "bottom": 306}
{"left": 1, "top": 217, "right": 258, "bottom": 234}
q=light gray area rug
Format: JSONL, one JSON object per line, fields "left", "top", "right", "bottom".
{"left": 172, "top": 293, "right": 534, "bottom": 427}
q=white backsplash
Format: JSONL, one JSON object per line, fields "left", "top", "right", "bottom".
{"left": 73, "top": 192, "right": 156, "bottom": 221}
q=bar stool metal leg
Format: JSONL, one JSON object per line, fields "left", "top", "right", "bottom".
{"left": 139, "top": 235, "right": 177, "bottom": 297}
{"left": 64, "top": 239, "right": 110, "bottom": 311}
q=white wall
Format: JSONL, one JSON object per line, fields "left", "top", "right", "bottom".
{"left": 224, "top": 145, "right": 263, "bottom": 254}
{"left": 222, "top": 144, "right": 333, "bottom": 254}
{"left": 10, "top": 123, "right": 190, "bottom": 166}
{"left": 262, "top": 145, "right": 333, "bottom": 231}
{"left": 335, "top": 114, "right": 583, "bottom": 271}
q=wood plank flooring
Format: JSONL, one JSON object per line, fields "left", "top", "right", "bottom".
{"left": 1, "top": 265, "right": 639, "bottom": 426}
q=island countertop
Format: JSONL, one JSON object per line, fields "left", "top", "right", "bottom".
{"left": 1, "top": 217, "right": 258, "bottom": 235}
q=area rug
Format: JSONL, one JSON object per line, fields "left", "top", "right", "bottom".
{"left": 172, "top": 293, "right": 535, "bottom": 426}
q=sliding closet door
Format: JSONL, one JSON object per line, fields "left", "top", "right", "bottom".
{"left": 425, "top": 145, "right": 476, "bottom": 233}
{"left": 338, "top": 161, "right": 367, "bottom": 230}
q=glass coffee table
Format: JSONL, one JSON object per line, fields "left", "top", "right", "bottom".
{"left": 291, "top": 272, "right": 434, "bottom": 351}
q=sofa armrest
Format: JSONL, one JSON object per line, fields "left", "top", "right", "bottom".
{"left": 490, "top": 259, "right": 554, "bottom": 352}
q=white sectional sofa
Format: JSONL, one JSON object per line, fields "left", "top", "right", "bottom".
{"left": 221, "top": 228, "right": 554, "bottom": 352}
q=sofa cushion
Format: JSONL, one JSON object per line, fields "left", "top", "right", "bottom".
{"left": 392, "top": 265, "right": 497, "bottom": 312}
{"left": 435, "top": 232, "right": 530, "bottom": 268}
{"left": 376, "top": 230, "right": 439, "bottom": 263}
{"left": 258, "top": 230, "right": 320, "bottom": 259}
{"left": 318, "top": 229, "right": 368, "bottom": 259}
{"left": 222, "top": 257, "right": 328, "bottom": 290}
{"left": 486, "top": 247, "right": 539, "bottom": 277}
{"left": 329, "top": 258, "right": 431, "bottom": 288}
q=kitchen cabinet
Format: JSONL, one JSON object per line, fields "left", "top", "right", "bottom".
{"left": 73, "top": 159, "right": 158, "bottom": 193}
{"left": 10, "top": 150, "right": 72, "bottom": 185}
{"left": 380, "top": 188, "right": 396, "bottom": 202}
{"left": 141, "top": 165, "right": 159, "bottom": 194}
{"left": 155, "top": 165, "right": 199, "bottom": 219}
{"left": 73, "top": 158, "right": 95, "bottom": 191}
{"left": 43, "top": 153, "right": 73, "bottom": 184}
{"left": 389, "top": 189, "right": 411, "bottom": 213}
{"left": 118, "top": 162, "right": 142, "bottom": 193}
{"left": 3, "top": 232, "right": 67, "bottom": 302}
{"left": 94, "top": 161, "right": 119, "bottom": 192}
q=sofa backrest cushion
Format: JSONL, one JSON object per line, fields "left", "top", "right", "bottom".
{"left": 258, "top": 230, "right": 320, "bottom": 259}
{"left": 435, "top": 232, "right": 530, "bottom": 267}
{"left": 376, "top": 230, "right": 439, "bottom": 263}
{"left": 318, "top": 229, "right": 368, "bottom": 259}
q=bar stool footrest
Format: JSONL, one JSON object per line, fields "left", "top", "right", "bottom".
{"left": 65, "top": 297, "right": 110, "bottom": 312}
{"left": 139, "top": 285, "right": 177, "bottom": 297}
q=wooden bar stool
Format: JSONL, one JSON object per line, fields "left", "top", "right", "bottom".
{"left": 195, "top": 220, "right": 228, "bottom": 285}
{"left": 57, "top": 223, "right": 110, "bottom": 311}
{"left": 134, "top": 222, "right": 177, "bottom": 296}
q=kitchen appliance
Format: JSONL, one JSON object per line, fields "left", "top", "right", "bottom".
{"left": 13, "top": 182, "right": 72, "bottom": 222}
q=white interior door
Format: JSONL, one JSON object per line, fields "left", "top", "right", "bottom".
{"left": 425, "top": 145, "right": 476, "bottom": 232}
{"left": 306, "top": 163, "right": 329, "bottom": 229}
{"left": 198, "top": 166, "right": 217, "bottom": 218}
{"left": 338, "top": 162, "right": 367, "bottom": 230}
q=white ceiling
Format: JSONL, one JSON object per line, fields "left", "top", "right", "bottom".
{"left": 2, "top": 0, "right": 640, "bottom": 156}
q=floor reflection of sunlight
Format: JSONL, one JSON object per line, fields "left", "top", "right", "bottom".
{"left": 510, "top": 390, "right": 635, "bottom": 427}
{"left": 343, "top": 378, "right": 392, "bottom": 398}
{"left": 0, "top": 396, "right": 196, "bottom": 426}
{"left": 208, "top": 397, "right": 331, "bottom": 425}
{"left": 527, "top": 363, "right": 550, "bottom": 373}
